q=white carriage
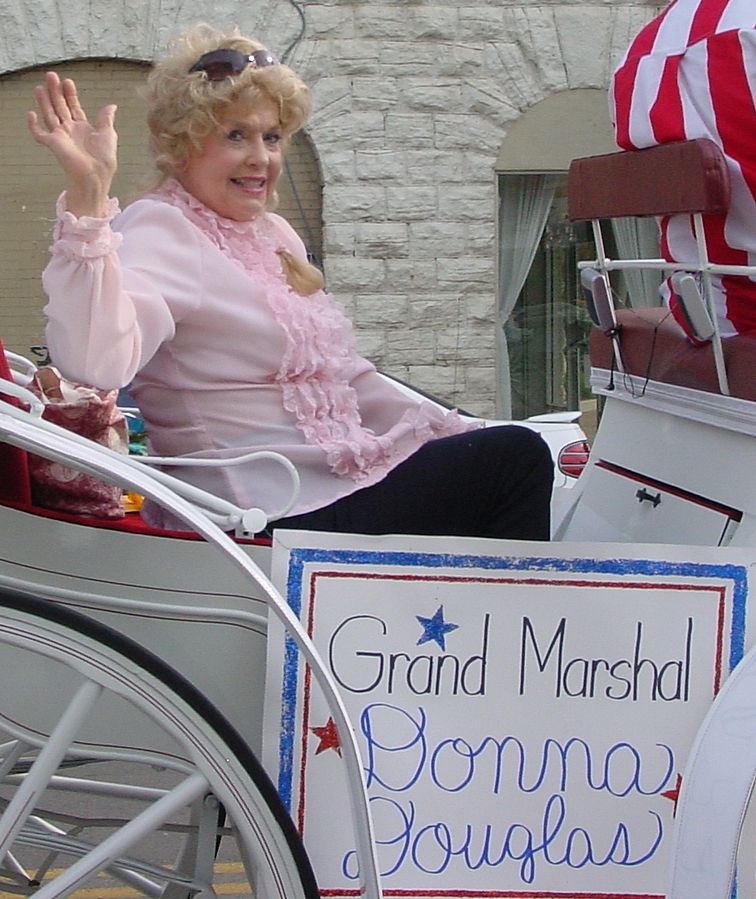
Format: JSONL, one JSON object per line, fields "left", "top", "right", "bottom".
{"left": 0, "top": 136, "right": 754, "bottom": 899}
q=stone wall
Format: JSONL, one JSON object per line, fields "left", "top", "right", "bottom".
{"left": 0, "top": 0, "right": 662, "bottom": 416}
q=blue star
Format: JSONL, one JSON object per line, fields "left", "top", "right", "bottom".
{"left": 416, "top": 605, "right": 459, "bottom": 650}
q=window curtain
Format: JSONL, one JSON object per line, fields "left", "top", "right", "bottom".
{"left": 611, "top": 216, "right": 663, "bottom": 306}
{"left": 497, "top": 173, "right": 558, "bottom": 418}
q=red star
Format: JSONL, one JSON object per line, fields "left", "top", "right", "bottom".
{"left": 310, "top": 717, "right": 341, "bottom": 756}
{"left": 662, "top": 773, "right": 683, "bottom": 815}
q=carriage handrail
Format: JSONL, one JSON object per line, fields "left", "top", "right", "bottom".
{"left": 0, "top": 400, "right": 383, "bottom": 899}
{"left": 3, "top": 351, "right": 36, "bottom": 386}
{"left": 0, "top": 378, "right": 44, "bottom": 415}
{"left": 578, "top": 257, "right": 756, "bottom": 276}
{"left": 137, "top": 450, "right": 301, "bottom": 522}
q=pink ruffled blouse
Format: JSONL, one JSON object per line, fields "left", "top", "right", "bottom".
{"left": 42, "top": 180, "right": 474, "bottom": 524}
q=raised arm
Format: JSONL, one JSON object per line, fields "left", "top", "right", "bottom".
{"left": 27, "top": 71, "right": 117, "bottom": 218}
{"left": 27, "top": 74, "right": 204, "bottom": 389}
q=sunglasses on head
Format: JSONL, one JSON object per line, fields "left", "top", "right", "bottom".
{"left": 188, "top": 48, "right": 280, "bottom": 81}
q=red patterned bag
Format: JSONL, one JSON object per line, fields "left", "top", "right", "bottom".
{"left": 28, "top": 367, "right": 129, "bottom": 518}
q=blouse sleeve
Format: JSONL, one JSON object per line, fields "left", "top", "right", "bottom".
{"left": 42, "top": 194, "right": 204, "bottom": 390}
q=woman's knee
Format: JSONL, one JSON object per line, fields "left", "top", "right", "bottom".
{"left": 477, "top": 425, "right": 553, "bottom": 471}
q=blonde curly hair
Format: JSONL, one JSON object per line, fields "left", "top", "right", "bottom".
{"left": 145, "top": 23, "right": 323, "bottom": 295}
{"left": 145, "top": 23, "right": 311, "bottom": 179}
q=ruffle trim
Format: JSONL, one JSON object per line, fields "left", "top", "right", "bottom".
{"left": 51, "top": 192, "right": 123, "bottom": 260}
{"left": 152, "top": 180, "right": 475, "bottom": 480}
{"left": 281, "top": 383, "right": 478, "bottom": 481}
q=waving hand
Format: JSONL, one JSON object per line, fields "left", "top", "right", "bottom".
{"left": 27, "top": 71, "right": 118, "bottom": 218}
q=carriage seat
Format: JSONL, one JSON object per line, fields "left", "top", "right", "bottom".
{"left": 589, "top": 307, "right": 756, "bottom": 402}
{"left": 0, "top": 432, "right": 273, "bottom": 545}
{"left": 0, "top": 341, "right": 271, "bottom": 544}
{"left": 568, "top": 139, "right": 756, "bottom": 403}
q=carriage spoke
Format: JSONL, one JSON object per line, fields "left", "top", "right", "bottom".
{"left": 1, "top": 848, "right": 36, "bottom": 887}
{"left": 16, "top": 820, "right": 190, "bottom": 895}
{"left": 28, "top": 770, "right": 211, "bottom": 899}
{"left": 0, "top": 740, "right": 31, "bottom": 780}
{"left": 0, "top": 680, "right": 101, "bottom": 864}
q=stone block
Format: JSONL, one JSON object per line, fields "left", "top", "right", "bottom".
{"left": 507, "top": 7, "right": 570, "bottom": 94}
{"left": 386, "top": 187, "right": 438, "bottom": 220}
{"left": 376, "top": 40, "right": 464, "bottom": 72}
{"left": 467, "top": 223, "right": 496, "bottom": 254}
{"left": 317, "top": 110, "right": 385, "bottom": 147}
{"left": 307, "top": 4, "right": 356, "bottom": 38}
{"left": 0, "top": 8, "right": 40, "bottom": 71}
{"left": 385, "top": 113, "right": 436, "bottom": 148}
{"left": 557, "top": 8, "right": 613, "bottom": 88}
{"left": 353, "top": 328, "right": 387, "bottom": 363}
{"left": 324, "top": 185, "right": 387, "bottom": 221}
{"left": 408, "top": 297, "right": 461, "bottom": 328}
{"left": 409, "top": 222, "right": 467, "bottom": 256}
{"left": 355, "top": 149, "right": 404, "bottom": 181}
{"left": 404, "top": 149, "right": 469, "bottom": 183}
{"left": 465, "top": 293, "right": 497, "bottom": 324}
{"left": 404, "top": 364, "right": 464, "bottom": 405}
{"left": 487, "top": 41, "right": 545, "bottom": 112}
{"left": 404, "top": 6, "right": 460, "bottom": 40}
{"left": 355, "top": 223, "right": 409, "bottom": 258}
{"left": 458, "top": 6, "right": 506, "bottom": 41}
{"left": 438, "top": 256, "right": 495, "bottom": 285}
{"left": 400, "top": 81, "right": 463, "bottom": 112}
{"left": 320, "top": 148, "right": 356, "bottom": 183}
{"left": 436, "top": 328, "right": 495, "bottom": 361}
{"left": 323, "top": 223, "right": 357, "bottom": 255}
{"left": 352, "top": 76, "right": 399, "bottom": 111}
{"left": 310, "top": 77, "right": 353, "bottom": 121}
{"left": 435, "top": 44, "right": 487, "bottom": 78}
{"left": 448, "top": 150, "right": 498, "bottom": 182}
{"left": 353, "top": 6, "right": 424, "bottom": 40}
{"left": 325, "top": 256, "right": 386, "bottom": 291}
{"left": 434, "top": 114, "right": 502, "bottom": 154}
{"left": 314, "top": 39, "right": 383, "bottom": 76}
{"left": 461, "top": 79, "right": 521, "bottom": 126}
{"left": 437, "top": 185, "right": 495, "bottom": 222}
{"left": 386, "top": 329, "right": 436, "bottom": 359}
{"left": 462, "top": 366, "right": 499, "bottom": 418}
{"left": 353, "top": 293, "right": 408, "bottom": 325}
{"left": 385, "top": 259, "right": 438, "bottom": 289}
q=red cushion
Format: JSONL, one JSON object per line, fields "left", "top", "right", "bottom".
{"left": 568, "top": 139, "right": 730, "bottom": 222}
{"left": 589, "top": 307, "right": 756, "bottom": 401}
{"left": 0, "top": 342, "right": 32, "bottom": 504}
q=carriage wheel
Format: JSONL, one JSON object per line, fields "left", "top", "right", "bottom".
{"left": 0, "top": 588, "right": 318, "bottom": 899}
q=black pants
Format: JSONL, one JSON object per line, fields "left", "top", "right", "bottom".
{"left": 270, "top": 425, "right": 554, "bottom": 540}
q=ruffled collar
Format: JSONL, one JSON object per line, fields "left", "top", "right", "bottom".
{"left": 152, "top": 179, "right": 292, "bottom": 292}
{"left": 153, "top": 178, "right": 264, "bottom": 236}
{"left": 151, "top": 179, "right": 280, "bottom": 254}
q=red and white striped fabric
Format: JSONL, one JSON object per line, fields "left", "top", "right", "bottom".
{"left": 610, "top": 0, "right": 756, "bottom": 337}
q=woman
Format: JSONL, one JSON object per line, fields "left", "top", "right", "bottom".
{"left": 28, "top": 23, "right": 553, "bottom": 538}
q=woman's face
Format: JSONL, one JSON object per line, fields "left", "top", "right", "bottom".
{"left": 177, "top": 97, "right": 284, "bottom": 221}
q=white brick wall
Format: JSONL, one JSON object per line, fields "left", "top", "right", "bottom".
{"left": 0, "top": 0, "right": 662, "bottom": 416}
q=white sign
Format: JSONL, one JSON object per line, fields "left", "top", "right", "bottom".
{"left": 264, "top": 531, "right": 753, "bottom": 898}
